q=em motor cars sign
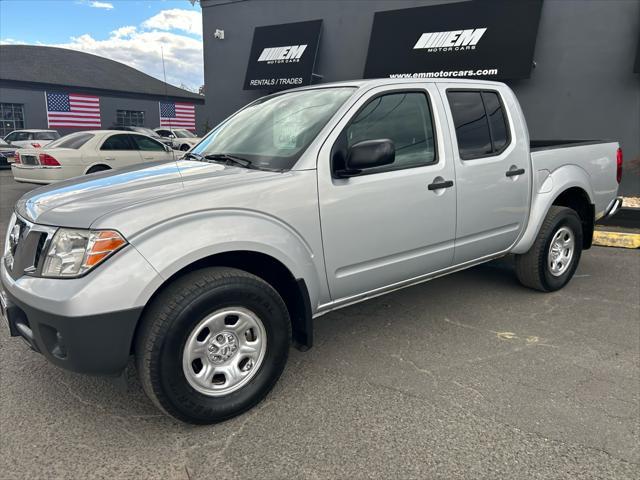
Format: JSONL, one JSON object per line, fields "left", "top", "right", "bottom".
{"left": 363, "top": 0, "right": 543, "bottom": 81}
{"left": 244, "top": 19, "right": 322, "bottom": 90}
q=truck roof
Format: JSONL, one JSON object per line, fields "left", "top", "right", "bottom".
{"left": 288, "top": 77, "right": 507, "bottom": 92}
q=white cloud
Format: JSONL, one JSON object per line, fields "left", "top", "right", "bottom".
{"left": 89, "top": 1, "right": 114, "bottom": 10}
{"left": 142, "top": 9, "right": 202, "bottom": 36}
{"left": 2, "top": 9, "right": 204, "bottom": 90}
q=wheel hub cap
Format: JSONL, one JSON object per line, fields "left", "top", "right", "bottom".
{"left": 182, "top": 307, "right": 267, "bottom": 397}
{"left": 547, "top": 226, "right": 575, "bottom": 277}
{"left": 207, "top": 332, "right": 238, "bottom": 364}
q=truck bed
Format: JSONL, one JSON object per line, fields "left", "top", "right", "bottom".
{"left": 530, "top": 139, "right": 611, "bottom": 152}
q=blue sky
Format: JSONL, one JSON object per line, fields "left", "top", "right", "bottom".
{"left": 0, "top": 0, "right": 204, "bottom": 90}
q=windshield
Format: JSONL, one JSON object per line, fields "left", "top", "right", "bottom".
{"left": 45, "top": 132, "right": 94, "bottom": 149}
{"left": 133, "top": 127, "right": 161, "bottom": 137}
{"left": 191, "top": 87, "right": 355, "bottom": 170}
{"left": 174, "top": 129, "right": 196, "bottom": 138}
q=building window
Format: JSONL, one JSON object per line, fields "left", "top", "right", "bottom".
{"left": 0, "top": 103, "right": 25, "bottom": 138}
{"left": 116, "top": 110, "right": 145, "bottom": 127}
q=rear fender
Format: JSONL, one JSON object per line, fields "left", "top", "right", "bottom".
{"left": 512, "top": 165, "right": 594, "bottom": 254}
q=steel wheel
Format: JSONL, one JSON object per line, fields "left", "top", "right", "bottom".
{"left": 547, "top": 226, "right": 575, "bottom": 277}
{"left": 182, "top": 307, "right": 267, "bottom": 396}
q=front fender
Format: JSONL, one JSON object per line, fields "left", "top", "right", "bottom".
{"left": 512, "top": 164, "right": 594, "bottom": 254}
{"left": 127, "top": 208, "right": 324, "bottom": 309}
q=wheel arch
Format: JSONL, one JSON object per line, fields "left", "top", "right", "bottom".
{"left": 132, "top": 250, "right": 314, "bottom": 355}
{"left": 513, "top": 165, "right": 595, "bottom": 254}
{"left": 85, "top": 163, "right": 111, "bottom": 174}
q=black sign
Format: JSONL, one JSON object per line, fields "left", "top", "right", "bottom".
{"left": 364, "top": 0, "right": 543, "bottom": 81}
{"left": 244, "top": 19, "right": 322, "bottom": 90}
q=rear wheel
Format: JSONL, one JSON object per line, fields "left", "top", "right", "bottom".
{"left": 135, "top": 267, "right": 291, "bottom": 424}
{"left": 180, "top": 144, "right": 190, "bottom": 151}
{"left": 515, "top": 206, "right": 583, "bottom": 292}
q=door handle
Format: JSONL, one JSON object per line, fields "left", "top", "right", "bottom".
{"left": 505, "top": 167, "right": 525, "bottom": 177}
{"left": 427, "top": 179, "right": 454, "bottom": 190}
{"left": 104, "top": 157, "right": 115, "bottom": 161}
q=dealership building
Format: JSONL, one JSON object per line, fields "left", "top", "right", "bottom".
{"left": 201, "top": 0, "right": 640, "bottom": 195}
{"left": 0, "top": 45, "right": 206, "bottom": 138}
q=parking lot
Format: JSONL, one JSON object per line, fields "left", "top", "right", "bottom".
{"left": 0, "top": 169, "right": 638, "bottom": 479}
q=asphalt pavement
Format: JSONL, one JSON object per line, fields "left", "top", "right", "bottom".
{"left": 0, "top": 170, "right": 638, "bottom": 479}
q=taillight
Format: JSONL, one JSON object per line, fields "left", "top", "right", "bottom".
{"left": 616, "top": 148, "right": 623, "bottom": 184}
{"left": 31, "top": 143, "right": 41, "bottom": 148}
{"left": 39, "top": 153, "right": 61, "bottom": 166}
{"left": 13, "top": 152, "right": 20, "bottom": 164}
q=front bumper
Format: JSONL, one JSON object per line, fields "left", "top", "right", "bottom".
{"left": 1, "top": 235, "right": 163, "bottom": 375}
{"left": 1, "top": 288, "right": 142, "bottom": 374}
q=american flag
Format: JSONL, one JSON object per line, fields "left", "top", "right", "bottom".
{"left": 46, "top": 92, "right": 101, "bottom": 128}
{"left": 159, "top": 102, "right": 196, "bottom": 130}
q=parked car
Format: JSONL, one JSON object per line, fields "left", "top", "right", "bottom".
{"left": 0, "top": 139, "right": 16, "bottom": 168}
{"left": 10, "top": 130, "right": 175, "bottom": 184}
{"left": 110, "top": 126, "right": 174, "bottom": 148}
{"left": 4, "top": 129, "right": 60, "bottom": 154}
{"left": 1, "top": 79, "right": 622, "bottom": 424}
{"left": 155, "top": 128, "right": 201, "bottom": 151}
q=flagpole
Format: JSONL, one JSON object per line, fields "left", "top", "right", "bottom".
{"left": 161, "top": 45, "right": 171, "bottom": 129}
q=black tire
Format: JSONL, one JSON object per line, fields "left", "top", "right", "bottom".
{"left": 180, "top": 144, "right": 190, "bottom": 151}
{"left": 86, "top": 165, "right": 110, "bottom": 174}
{"left": 135, "top": 267, "right": 291, "bottom": 424}
{"left": 515, "top": 206, "right": 583, "bottom": 292}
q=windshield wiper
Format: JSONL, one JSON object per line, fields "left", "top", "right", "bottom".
{"left": 204, "top": 153, "right": 253, "bottom": 169}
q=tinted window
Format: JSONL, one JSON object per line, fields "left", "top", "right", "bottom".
{"left": 447, "top": 91, "right": 492, "bottom": 159}
{"left": 35, "top": 131, "right": 60, "bottom": 140}
{"left": 481, "top": 92, "right": 509, "bottom": 152}
{"left": 46, "top": 132, "right": 94, "bottom": 149}
{"left": 156, "top": 130, "right": 171, "bottom": 137}
{"left": 131, "top": 135, "right": 165, "bottom": 151}
{"left": 345, "top": 92, "right": 436, "bottom": 172}
{"left": 101, "top": 134, "right": 134, "bottom": 150}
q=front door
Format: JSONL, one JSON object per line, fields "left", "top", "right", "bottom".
{"left": 318, "top": 85, "right": 457, "bottom": 302}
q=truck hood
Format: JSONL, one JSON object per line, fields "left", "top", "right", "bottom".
{"left": 16, "top": 160, "right": 274, "bottom": 228}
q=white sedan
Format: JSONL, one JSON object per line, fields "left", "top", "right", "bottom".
{"left": 11, "top": 130, "right": 176, "bottom": 184}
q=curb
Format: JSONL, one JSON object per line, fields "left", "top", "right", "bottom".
{"left": 593, "top": 230, "right": 640, "bottom": 249}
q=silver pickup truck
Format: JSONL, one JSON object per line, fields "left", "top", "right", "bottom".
{"left": 1, "top": 79, "right": 623, "bottom": 424}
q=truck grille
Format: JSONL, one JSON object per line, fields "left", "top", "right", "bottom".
{"left": 4, "top": 214, "right": 56, "bottom": 279}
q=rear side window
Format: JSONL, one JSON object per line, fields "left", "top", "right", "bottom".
{"left": 131, "top": 135, "right": 165, "bottom": 151}
{"left": 447, "top": 90, "right": 510, "bottom": 160}
{"left": 48, "top": 132, "right": 94, "bottom": 149}
{"left": 101, "top": 134, "right": 134, "bottom": 151}
{"left": 345, "top": 92, "right": 437, "bottom": 172}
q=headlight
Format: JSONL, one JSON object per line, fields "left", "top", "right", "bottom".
{"left": 42, "top": 228, "right": 127, "bottom": 278}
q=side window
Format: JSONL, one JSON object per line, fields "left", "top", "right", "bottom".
{"left": 481, "top": 91, "right": 509, "bottom": 153}
{"left": 4, "top": 132, "right": 17, "bottom": 141}
{"left": 447, "top": 91, "right": 492, "bottom": 159}
{"left": 156, "top": 130, "right": 171, "bottom": 137}
{"left": 14, "top": 132, "right": 30, "bottom": 141}
{"left": 343, "top": 92, "right": 436, "bottom": 173}
{"left": 101, "top": 134, "right": 134, "bottom": 151}
{"left": 447, "top": 90, "right": 510, "bottom": 160}
{"left": 131, "top": 135, "right": 165, "bottom": 151}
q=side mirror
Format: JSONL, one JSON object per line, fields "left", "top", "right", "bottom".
{"left": 169, "top": 134, "right": 176, "bottom": 139}
{"left": 164, "top": 145, "right": 173, "bottom": 153}
{"left": 336, "top": 139, "right": 395, "bottom": 178}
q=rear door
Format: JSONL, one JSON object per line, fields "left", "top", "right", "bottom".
{"left": 98, "top": 133, "right": 143, "bottom": 168}
{"left": 318, "top": 84, "right": 457, "bottom": 301}
{"left": 130, "top": 134, "right": 175, "bottom": 162}
{"left": 439, "top": 85, "right": 531, "bottom": 263}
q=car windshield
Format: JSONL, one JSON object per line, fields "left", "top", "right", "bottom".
{"left": 174, "top": 129, "right": 196, "bottom": 138}
{"left": 133, "top": 127, "right": 161, "bottom": 137}
{"left": 191, "top": 87, "right": 355, "bottom": 171}
{"left": 45, "top": 132, "right": 94, "bottom": 149}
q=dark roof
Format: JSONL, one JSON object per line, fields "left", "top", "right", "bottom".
{"left": 0, "top": 45, "right": 203, "bottom": 102}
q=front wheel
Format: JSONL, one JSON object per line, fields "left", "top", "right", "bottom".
{"left": 135, "top": 267, "right": 291, "bottom": 424}
{"left": 515, "top": 206, "right": 583, "bottom": 292}
{"left": 180, "top": 144, "right": 190, "bottom": 151}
